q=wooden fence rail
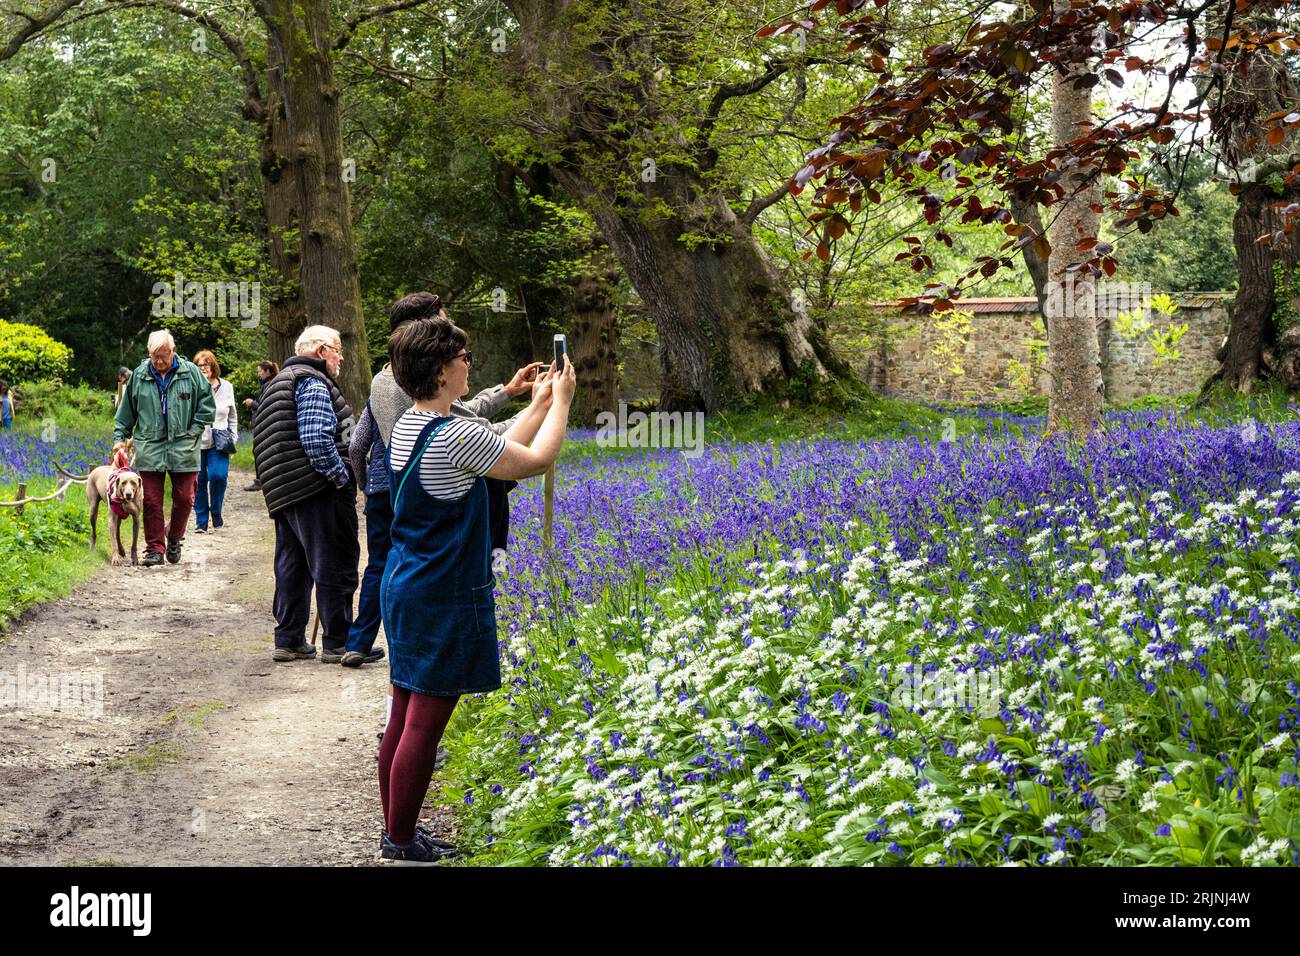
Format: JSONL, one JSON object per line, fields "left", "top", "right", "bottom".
{"left": 0, "top": 463, "right": 89, "bottom": 515}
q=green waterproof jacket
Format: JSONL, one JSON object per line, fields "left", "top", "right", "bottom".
{"left": 113, "top": 355, "right": 216, "bottom": 472}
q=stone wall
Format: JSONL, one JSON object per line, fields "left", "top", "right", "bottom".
{"left": 829, "top": 293, "right": 1232, "bottom": 404}
{"left": 1100, "top": 294, "right": 1231, "bottom": 402}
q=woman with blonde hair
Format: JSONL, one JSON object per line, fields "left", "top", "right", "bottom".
{"left": 193, "top": 349, "right": 238, "bottom": 532}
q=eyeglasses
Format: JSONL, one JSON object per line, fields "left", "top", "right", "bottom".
{"left": 457, "top": 351, "right": 472, "bottom": 367}
{"left": 322, "top": 343, "right": 343, "bottom": 357}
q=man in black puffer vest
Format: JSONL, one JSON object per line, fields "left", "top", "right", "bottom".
{"left": 253, "top": 325, "right": 360, "bottom": 663}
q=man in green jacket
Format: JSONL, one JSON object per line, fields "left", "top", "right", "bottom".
{"left": 113, "top": 329, "right": 216, "bottom": 567}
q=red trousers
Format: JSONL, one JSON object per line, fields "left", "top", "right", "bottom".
{"left": 140, "top": 470, "right": 199, "bottom": 553}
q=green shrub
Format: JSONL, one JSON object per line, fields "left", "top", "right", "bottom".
{"left": 7, "top": 379, "right": 117, "bottom": 433}
{"left": 0, "top": 320, "right": 73, "bottom": 385}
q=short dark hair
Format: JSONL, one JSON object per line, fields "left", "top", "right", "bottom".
{"left": 388, "top": 292, "right": 444, "bottom": 333}
{"left": 0, "top": 381, "right": 8, "bottom": 394}
{"left": 388, "top": 317, "right": 467, "bottom": 401}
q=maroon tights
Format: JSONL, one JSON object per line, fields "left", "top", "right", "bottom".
{"left": 378, "top": 686, "right": 460, "bottom": 845}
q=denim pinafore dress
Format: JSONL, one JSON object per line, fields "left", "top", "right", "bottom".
{"left": 379, "top": 416, "right": 501, "bottom": 696}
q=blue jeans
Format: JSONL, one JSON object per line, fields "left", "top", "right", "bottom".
{"left": 346, "top": 491, "right": 392, "bottom": 654}
{"left": 194, "top": 448, "right": 230, "bottom": 529}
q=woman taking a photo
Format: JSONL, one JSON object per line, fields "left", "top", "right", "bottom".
{"left": 377, "top": 314, "right": 575, "bottom": 864}
{"left": 193, "top": 349, "right": 238, "bottom": 532}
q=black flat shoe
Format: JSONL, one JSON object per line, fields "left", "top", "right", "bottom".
{"left": 379, "top": 832, "right": 449, "bottom": 865}
{"left": 165, "top": 536, "right": 183, "bottom": 564}
{"left": 340, "top": 648, "right": 385, "bottom": 667}
{"left": 379, "top": 827, "right": 459, "bottom": 858}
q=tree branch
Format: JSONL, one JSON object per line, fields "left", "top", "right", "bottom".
{"left": 740, "top": 181, "right": 791, "bottom": 225}
{"left": 698, "top": 56, "right": 846, "bottom": 172}
{"left": 1, "top": 0, "right": 85, "bottom": 60}
{"left": 133, "top": 0, "right": 267, "bottom": 121}
{"left": 700, "top": 59, "right": 793, "bottom": 147}
{"left": 334, "top": 0, "right": 431, "bottom": 52}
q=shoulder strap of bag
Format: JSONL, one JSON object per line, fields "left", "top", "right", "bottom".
{"left": 393, "top": 416, "right": 453, "bottom": 508}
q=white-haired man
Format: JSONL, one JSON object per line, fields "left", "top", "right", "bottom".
{"left": 113, "top": 329, "right": 216, "bottom": 567}
{"left": 252, "top": 325, "right": 360, "bottom": 663}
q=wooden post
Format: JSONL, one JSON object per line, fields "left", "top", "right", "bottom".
{"left": 15, "top": 483, "right": 25, "bottom": 516}
{"left": 542, "top": 465, "right": 555, "bottom": 549}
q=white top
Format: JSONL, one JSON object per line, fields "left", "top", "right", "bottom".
{"left": 387, "top": 409, "right": 507, "bottom": 500}
{"left": 201, "top": 378, "right": 239, "bottom": 450}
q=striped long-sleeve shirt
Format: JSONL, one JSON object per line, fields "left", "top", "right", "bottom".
{"left": 295, "top": 377, "right": 351, "bottom": 487}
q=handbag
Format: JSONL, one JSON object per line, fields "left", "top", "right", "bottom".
{"left": 212, "top": 428, "right": 237, "bottom": 454}
{"left": 211, "top": 377, "right": 237, "bottom": 454}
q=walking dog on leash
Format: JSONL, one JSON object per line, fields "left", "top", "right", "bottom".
{"left": 79, "top": 442, "right": 143, "bottom": 566}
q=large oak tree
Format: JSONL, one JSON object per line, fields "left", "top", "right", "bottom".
{"left": 471, "top": 0, "right": 858, "bottom": 413}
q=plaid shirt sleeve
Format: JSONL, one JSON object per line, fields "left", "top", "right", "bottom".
{"left": 295, "top": 378, "right": 351, "bottom": 486}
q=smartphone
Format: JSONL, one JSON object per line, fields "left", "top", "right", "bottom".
{"left": 554, "top": 333, "right": 567, "bottom": 373}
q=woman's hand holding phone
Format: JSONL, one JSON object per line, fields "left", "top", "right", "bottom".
{"left": 553, "top": 360, "right": 577, "bottom": 407}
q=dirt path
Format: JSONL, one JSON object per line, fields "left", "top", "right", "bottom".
{"left": 0, "top": 472, "right": 455, "bottom": 865}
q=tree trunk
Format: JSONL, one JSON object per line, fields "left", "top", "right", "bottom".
{"left": 1045, "top": 7, "right": 1103, "bottom": 434}
{"left": 1217, "top": 180, "right": 1300, "bottom": 391}
{"left": 263, "top": 0, "right": 370, "bottom": 410}
{"left": 569, "top": 236, "right": 622, "bottom": 427}
{"left": 551, "top": 166, "right": 849, "bottom": 414}
{"left": 490, "top": 159, "right": 581, "bottom": 371}
{"left": 1010, "top": 193, "right": 1051, "bottom": 331}
{"left": 260, "top": 49, "right": 304, "bottom": 376}
{"left": 1208, "top": 34, "right": 1300, "bottom": 395}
